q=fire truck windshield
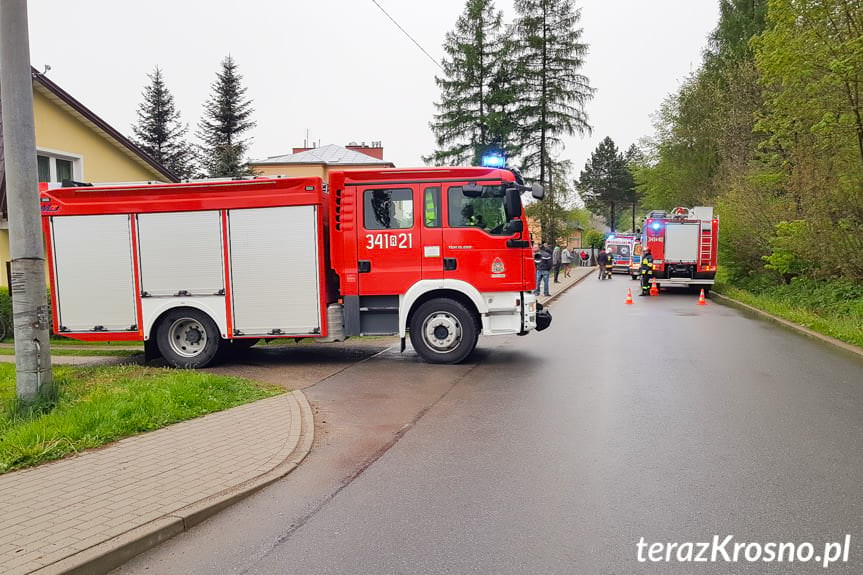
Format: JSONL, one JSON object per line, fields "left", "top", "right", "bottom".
{"left": 447, "top": 184, "right": 515, "bottom": 235}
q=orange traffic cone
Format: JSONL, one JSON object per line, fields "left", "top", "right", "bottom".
{"left": 649, "top": 283, "right": 659, "bottom": 296}
{"left": 697, "top": 289, "right": 707, "bottom": 305}
{"left": 625, "top": 288, "right": 634, "bottom": 305}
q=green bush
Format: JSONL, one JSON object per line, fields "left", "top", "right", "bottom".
{"left": 763, "top": 220, "right": 812, "bottom": 281}
{"left": 0, "top": 287, "right": 11, "bottom": 325}
{"left": 584, "top": 230, "right": 605, "bottom": 249}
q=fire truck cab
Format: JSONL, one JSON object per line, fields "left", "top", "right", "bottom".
{"left": 41, "top": 167, "right": 551, "bottom": 368}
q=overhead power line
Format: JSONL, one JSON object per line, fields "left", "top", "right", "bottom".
{"left": 370, "top": 0, "right": 444, "bottom": 71}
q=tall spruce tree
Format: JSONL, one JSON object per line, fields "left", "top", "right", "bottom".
{"left": 427, "top": 0, "right": 514, "bottom": 166}
{"left": 623, "top": 144, "right": 642, "bottom": 232}
{"left": 197, "top": 56, "right": 256, "bottom": 177}
{"left": 526, "top": 158, "right": 574, "bottom": 243}
{"left": 576, "top": 137, "right": 633, "bottom": 232}
{"left": 132, "top": 67, "right": 194, "bottom": 179}
{"left": 513, "top": 0, "right": 593, "bottom": 188}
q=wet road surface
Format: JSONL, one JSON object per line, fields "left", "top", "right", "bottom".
{"left": 116, "top": 277, "right": 863, "bottom": 574}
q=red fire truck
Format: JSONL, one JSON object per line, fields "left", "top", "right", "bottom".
{"left": 41, "top": 167, "right": 551, "bottom": 368}
{"left": 642, "top": 206, "right": 718, "bottom": 292}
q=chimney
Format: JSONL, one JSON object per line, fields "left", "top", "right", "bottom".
{"left": 346, "top": 140, "right": 384, "bottom": 160}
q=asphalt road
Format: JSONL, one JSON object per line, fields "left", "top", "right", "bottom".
{"left": 116, "top": 276, "right": 863, "bottom": 574}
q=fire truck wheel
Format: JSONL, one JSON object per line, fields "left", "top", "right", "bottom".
{"left": 409, "top": 299, "right": 478, "bottom": 364}
{"left": 156, "top": 308, "right": 222, "bottom": 368}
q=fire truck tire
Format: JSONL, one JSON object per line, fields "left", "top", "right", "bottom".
{"left": 155, "top": 308, "right": 222, "bottom": 369}
{"left": 409, "top": 298, "right": 478, "bottom": 364}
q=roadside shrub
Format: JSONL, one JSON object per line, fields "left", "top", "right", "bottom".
{"left": 584, "top": 230, "right": 605, "bottom": 249}
{"left": 763, "top": 220, "right": 811, "bottom": 282}
{"left": 0, "top": 287, "right": 11, "bottom": 325}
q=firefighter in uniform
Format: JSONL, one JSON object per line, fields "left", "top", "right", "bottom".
{"left": 639, "top": 248, "right": 655, "bottom": 296}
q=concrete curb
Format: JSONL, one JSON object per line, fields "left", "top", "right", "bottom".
{"left": 540, "top": 267, "right": 595, "bottom": 307}
{"left": 712, "top": 291, "right": 863, "bottom": 360}
{"left": 33, "top": 390, "right": 315, "bottom": 575}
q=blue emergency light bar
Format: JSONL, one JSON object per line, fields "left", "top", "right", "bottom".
{"left": 480, "top": 151, "right": 506, "bottom": 168}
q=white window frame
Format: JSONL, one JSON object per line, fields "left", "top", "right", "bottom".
{"left": 36, "top": 147, "right": 84, "bottom": 183}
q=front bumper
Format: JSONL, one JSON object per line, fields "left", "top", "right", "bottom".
{"left": 517, "top": 293, "right": 551, "bottom": 335}
{"left": 535, "top": 303, "right": 552, "bottom": 331}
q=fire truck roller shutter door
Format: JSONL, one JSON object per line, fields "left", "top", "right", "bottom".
{"left": 50, "top": 214, "right": 137, "bottom": 333}
{"left": 137, "top": 211, "right": 223, "bottom": 297}
{"left": 228, "top": 205, "right": 322, "bottom": 336}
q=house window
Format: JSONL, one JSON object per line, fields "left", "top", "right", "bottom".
{"left": 36, "top": 152, "right": 80, "bottom": 183}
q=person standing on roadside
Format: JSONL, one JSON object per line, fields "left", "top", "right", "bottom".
{"left": 533, "top": 242, "right": 552, "bottom": 296}
{"left": 580, "top": 250, "right": 588, "bottom": 267}
{"left": 596, "top": 249, "right": 610, "bottom": 279}
{"left": 552, "top": 244, "right": 562, "bottom": 283}
{"left": 561, "top": 245, "right": 572, "bottom": 278}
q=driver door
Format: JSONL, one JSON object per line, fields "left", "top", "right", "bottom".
{"left": 441, "top": 182, "right": 524, "bottom": 293}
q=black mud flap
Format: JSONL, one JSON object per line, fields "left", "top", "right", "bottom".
{"left": 535, "top": 304, "right": 552, "bottom": 332}
{"left": 144, "top": 338, "right": 160, "bottom": 362}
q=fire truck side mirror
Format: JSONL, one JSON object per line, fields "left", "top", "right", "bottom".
{"left": 504, "top": 188, "right": 522, "bottom": 220}
{"left": 504, "top": 219, "right": 524, "bottom": 235}
{"left": 531, "top": 183, "right": 544, "bottom": 200}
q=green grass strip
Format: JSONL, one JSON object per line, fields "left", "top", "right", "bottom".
{"left": 718, "top": 284, "right": 863, "bottom": 349}
{"left": 0, "top": 364, "right": 283, "bottom": 474}
{"left": 0, "top": 348, "right": 140, "bottom": 357}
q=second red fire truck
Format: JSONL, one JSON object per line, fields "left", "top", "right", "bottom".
{"left": 642, "top": 206, "right": 719, "bottom": 292}
{"left": 41, "top": 167, "right": 551, "bottom": 368}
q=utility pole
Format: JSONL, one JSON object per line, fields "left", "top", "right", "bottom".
{"left": 0, "top": 0, "right": 53, "bottom": 402}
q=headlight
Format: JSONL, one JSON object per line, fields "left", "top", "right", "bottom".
{"left": 527, "top": 302, "right": 536, "bottom": 313}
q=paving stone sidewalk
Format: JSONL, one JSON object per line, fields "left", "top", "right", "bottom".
{"left": 0, "top": 266, "right": 589, "bottom": 574}
{"left": 0, "top": 391, "right": 313, "bottom": 575}
{"left": 537, "top": 264, "right": 595, "bottom": 305}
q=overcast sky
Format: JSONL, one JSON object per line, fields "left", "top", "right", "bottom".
{"left": 27, "top": 0, "right": 719, "bottom": 174}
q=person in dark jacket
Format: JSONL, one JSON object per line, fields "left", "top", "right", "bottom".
{"left": 596, "top": 249, "right": 610, "bottom": 279}
{"left": 639, "top": 248, "right": 655, "bottom": 295}
{"left": 533, "top": 242, "right": 552, "bottom": 296}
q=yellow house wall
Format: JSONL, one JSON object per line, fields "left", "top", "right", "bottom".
{"left": 252, "top": 164, "right": 326, "bottom": 179}
{"left": 32, "top": 91, "right": 162, "bottom": 183}
{"left": 0, "top": 232, "right": 7, "bottom": 291}
{"left": 250, "top": 163, "right": 393, "bottom": 181}
{"left": 1, "top": 91, "right": 168, "bottom": 286}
